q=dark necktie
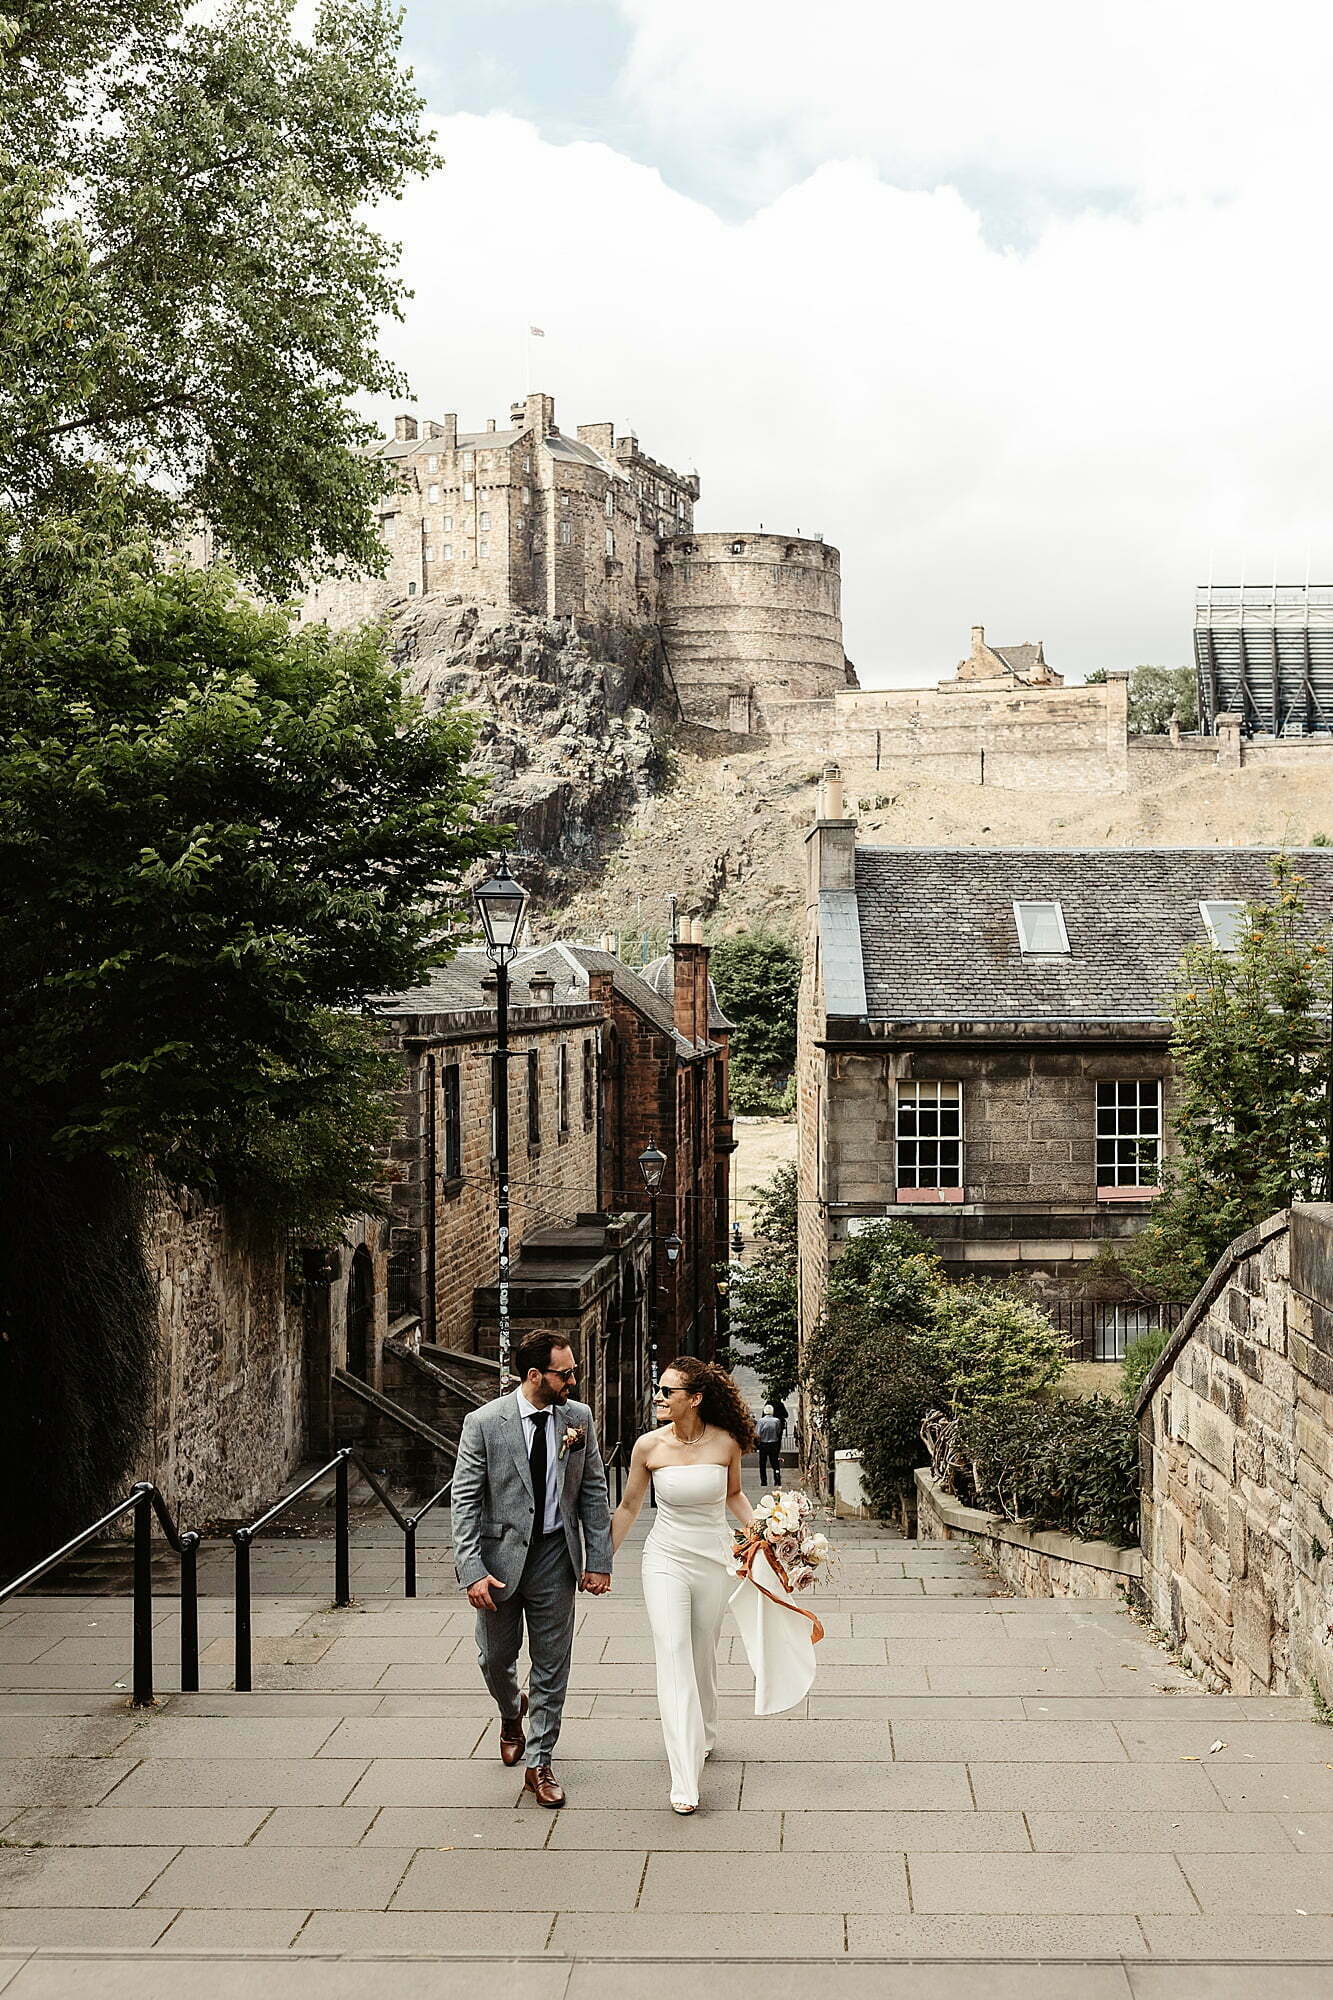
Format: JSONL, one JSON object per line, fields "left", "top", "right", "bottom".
{"left": 529, "top": 1410, "right": 549, "bottom": 1525}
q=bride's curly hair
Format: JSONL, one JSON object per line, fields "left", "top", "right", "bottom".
{"left": 664, "top": 1357, "right": 757, "bottom": 1454}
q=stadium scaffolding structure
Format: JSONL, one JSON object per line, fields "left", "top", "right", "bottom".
{"left": 1194, "top": 583, "right": 1333, "bottom": 737}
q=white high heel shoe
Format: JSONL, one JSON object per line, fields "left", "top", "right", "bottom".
{"left": 671, "top": 1799, "right": 697, "bottom": 1815}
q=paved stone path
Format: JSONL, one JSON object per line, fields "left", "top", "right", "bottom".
{"left": 2, "top": 1494, "right": 1333, "bottom": 1995}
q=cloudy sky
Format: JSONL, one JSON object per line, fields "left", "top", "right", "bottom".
{"left": 371, "top": 1, "right": 1333, "bottom": 686}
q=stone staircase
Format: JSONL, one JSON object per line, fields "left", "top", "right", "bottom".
{"left": 2, "top": 1499, "right": 1333, "bottom": 1994}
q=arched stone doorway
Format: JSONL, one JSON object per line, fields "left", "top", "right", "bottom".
{"left": 345, "top": 1246, "right": 374, "bottom": 1380}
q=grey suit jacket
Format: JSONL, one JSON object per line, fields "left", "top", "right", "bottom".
{"left": 450, "top": 1391, "right": 614, "bottom": 1592}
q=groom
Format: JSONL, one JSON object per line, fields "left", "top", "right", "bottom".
{"left": 450, "top": 1329, "right": 613, "bottom": 1807}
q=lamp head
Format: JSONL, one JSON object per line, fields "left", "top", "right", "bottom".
{"left": 474, "top": 856, "right": 528, "bottom": 955}
{"left": 637, "top": 1138, "right": 667, "bottom": 1194}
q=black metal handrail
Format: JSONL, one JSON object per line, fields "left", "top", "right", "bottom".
{"left": 603, "top": 1442, "right": 625, "bottom": 1507}
{"left": 0, "top": 1483, "right": 200, "bottom": 1707}
{"left": 232, "top": 1447, "right": 453, "bottom": 1691}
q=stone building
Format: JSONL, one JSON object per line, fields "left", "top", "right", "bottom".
{"left": 372, "top": 932, "right": 733, "bottom": 1439}
{"left": 795, "top": 781, "right": 1333, "bottom": 1374}
{"left": 302, "top": 391, "right": 700, "bottom": 630}
{"left": 953, "top": 624, "right": 1061, "bottom": 686}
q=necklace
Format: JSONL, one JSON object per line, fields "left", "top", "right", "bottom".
{"left": 670, "top": 1419, "right": 706, "bottom": 1447}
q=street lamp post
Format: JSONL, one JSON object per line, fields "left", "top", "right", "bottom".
{"left": 637, "top": 1139, "right": 667, "bottom": 1402}
{"left": 475, "top": 857, "right": 530, "bottom": 1390}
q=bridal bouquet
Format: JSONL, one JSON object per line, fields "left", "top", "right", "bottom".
{"left": 731, "top": 1488, "right": 832, "bottom": 1596}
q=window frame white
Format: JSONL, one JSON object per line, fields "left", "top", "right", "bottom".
{"left": 1013, "top": 900, "right": 1071, "bottom": 955}
{"left": 1200, "top": 900, "right": 1247, "bottom": 951}
{"left": 1095, "top": 1079, "right": 1163, "bottom": 1195}
{"left": 895, "top": 1079, "right": 964, "bottom": 1199}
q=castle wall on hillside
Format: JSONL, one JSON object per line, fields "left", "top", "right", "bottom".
{"left": 658, "top": 532, "right": 854, "bottom": 730}
{"left": 767, "top": 675, "right": 1132, "bottom": 793}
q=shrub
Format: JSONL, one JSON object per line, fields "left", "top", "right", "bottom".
{"left": 1120, "top": 1325, "right": 1171, "bottom": 1403}
{"left": 728, "top": 1059, "right": 789, "bottom": 1116}
{"left": 925, "top": 1284, "right": 1067, "bottom": 1411}
{"left": 807, "top": 1232, "right": 1068, "bottom": 1524}
{"left": 941, "top": 1396, "right": 1141, "bottom": 1547}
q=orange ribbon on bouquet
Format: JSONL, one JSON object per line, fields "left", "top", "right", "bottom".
{"left": 732, "top": 1534, "right": 825, "bottom": 1645}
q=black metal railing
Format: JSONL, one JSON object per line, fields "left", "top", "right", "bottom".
{"left": 232, "top": 1447, "right": 452, "bottom": 1691}
{"left": 1051, "top": 1299, "right": 1188, "bottom": 1364}
{"left": 0, "top": 1483, "right": 200, "bottom": 1707}
{"left": 604, "top": 1443, "right": 625, "bottom": 1507}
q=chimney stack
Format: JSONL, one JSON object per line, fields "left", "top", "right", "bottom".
{"left": 805, "top": 760, "right": 856, "bottom": 904}
{"left": 527, "top": 970, "right": 555, "bottom": 1006}
{"left": 394, "top": 414, "right": 418, "bottom": 441}
{"left": 670, "top": 918, "right": 710, "bottom": 1045}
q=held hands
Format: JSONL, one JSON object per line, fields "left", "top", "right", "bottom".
{"left": 579, "top": 1572, "right": 612, "bottom": 1595}
{"left": 466, "top": 1575, "right": 506, "bottom": 1611}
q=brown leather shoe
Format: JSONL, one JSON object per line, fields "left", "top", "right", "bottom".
{"left": 524, "top": 1763, "right": 565, "bottom": 1808}
{"left": 499, "top": 1693, "right": 528, "bottom": 1767}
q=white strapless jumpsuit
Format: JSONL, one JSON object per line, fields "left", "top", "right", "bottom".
{"left": 642, "top": 1464, "right": 818, "bottom": 1808}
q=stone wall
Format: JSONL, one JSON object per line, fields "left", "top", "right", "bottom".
{"left": 1138, "top": 1204, "right": 1333, "bottom": 1703}
{"left": 768, "top": 677, "right": 1131, "bottom": 792}
{"left": 916, "top": 1469, "right": 1142, "bottom": 1601}
{"left": 819, "top": 1032, "right": 1174, "bottom": 1283}
{"left": 139, "top": 1193, "right": 385, "bottom": 1525}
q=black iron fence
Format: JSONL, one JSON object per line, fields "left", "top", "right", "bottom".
{"left": 1051, "top": 1299, "right": 1188, "bottom": 1364}
{"left": 0, "top": 1483, "right": 199, "bottom": 1707}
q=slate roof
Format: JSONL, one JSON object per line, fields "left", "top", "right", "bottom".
{"left": 850, "top": 847, "right": 1333, "bottom": 1023}
{"left": 374, "top": 428, "right": 527, "bottom": 462}
{"left": 991, "top": 641, "right": 1046, "bottom": 678}
{"left": 641, "top": 954, "right": 737, "bottom": 1037}
{"left": 515, "top": 943, "right": 698, "bottom": 1058}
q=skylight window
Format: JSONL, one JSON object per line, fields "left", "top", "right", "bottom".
{"left": 1013, "top": 901, "right": 1070, "bottom": 954}
{"left": 1200, "top": 900, "right": 1247, "bottom": 951}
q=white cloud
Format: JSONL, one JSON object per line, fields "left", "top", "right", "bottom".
{"left": 376, "top": 26, "right": 1333, "bottom": 685}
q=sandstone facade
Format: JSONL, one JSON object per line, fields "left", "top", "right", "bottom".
{"left": 1138, "top": 1203, "right": 1333, "bottom": 1704}
{"left": 301, "top": 392, "right": 699, "bottom": 630}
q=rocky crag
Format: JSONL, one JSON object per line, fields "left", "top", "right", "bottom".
{"left": 390, "top": 597, "right": 672, "bottom": 898}
{"left": 383, "top": 594, "right": 1333, "bottom": 940}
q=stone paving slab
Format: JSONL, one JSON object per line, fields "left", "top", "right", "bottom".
{"left": 7, "top": 1527, "right": 1333, "bottom": 1974}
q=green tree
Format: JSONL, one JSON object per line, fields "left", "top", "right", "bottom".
{"left": 1127, "top": 665, "right": 1198, "bottom": 733}
{"left": 0, "top": 544, "right": 495, "bottom": 1554}
{"left": 925, "top": 1285, "right": 1067, "bottom": 1411}
{"left": 710, "top": 928, "right": 801, "bottom": 1090}
{"left": 0, "top": 0, "right": 433, "bottom": 595}
{"left": 728, "top": 1164, "right": 798, "bottom": 1398}
{"left": 806, "top": 1221, "right": 946, "bottom": 1516}
{"left": 1115, "top": 855, "right": 1333, "bottom": 1298}
{"left": 0, "top": 546, "right": 493, "bottom": 1231}
{"left": 1082, "top": 665, "right": 1199, "bottom": 732}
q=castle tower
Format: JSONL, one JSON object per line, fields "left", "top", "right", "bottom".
{"left": 658, "top": 532, "right": 854, "bottom": 733}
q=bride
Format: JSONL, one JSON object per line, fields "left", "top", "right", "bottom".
{"left": 610, "top": 1357, "right": 820, "bottom": 1814}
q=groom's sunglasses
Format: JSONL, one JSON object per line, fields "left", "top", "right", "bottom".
{"left": 544, "top": 1367, "right": 578, "bottom": 1383}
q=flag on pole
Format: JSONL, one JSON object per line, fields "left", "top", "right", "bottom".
{"left": 529, "top": 325, "right": 545, "bottom": 338}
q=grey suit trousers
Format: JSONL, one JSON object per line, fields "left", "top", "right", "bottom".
{"left": 474, "top": 1527, "right": 577, "bottom": 1767}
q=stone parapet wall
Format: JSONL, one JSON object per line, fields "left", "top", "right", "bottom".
{"left": 766, "top": 679, "right": 1130, "bottom": 792}
{"left": 1137, "top": 1204, "right": 1333, "bottom": 1702}
{"left": 915, "top": 1469, "right": 1141, "bottom": 1602}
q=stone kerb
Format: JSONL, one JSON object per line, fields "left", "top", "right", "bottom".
{"left": 915, "top": 1467, "right": 1141, "bottom": 1603}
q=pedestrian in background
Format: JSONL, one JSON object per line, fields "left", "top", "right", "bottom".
{"left": 755, "top": 1404, "right": 783, "bottom": 1487}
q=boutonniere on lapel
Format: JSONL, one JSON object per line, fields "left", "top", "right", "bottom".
{"left": 559, "top": 1424, "right": 587, "bottom": 1459}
